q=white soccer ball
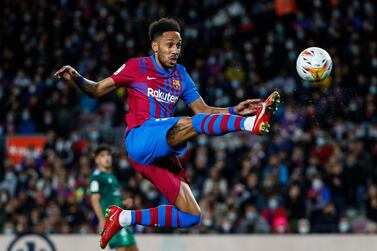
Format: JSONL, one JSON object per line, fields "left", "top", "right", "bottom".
{"left": 296, "top": 47, "right": 333, "bottom": 81}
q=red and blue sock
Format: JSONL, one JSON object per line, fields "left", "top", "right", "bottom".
{"left": 127, "top": 205, "right": 201, "bottom": 228}
{"left": 192, "top": 113, "right": 255, "bottom": 135}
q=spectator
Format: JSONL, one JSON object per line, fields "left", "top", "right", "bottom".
{"left": 0, "top": 0, "right": 376, "bottom": 234}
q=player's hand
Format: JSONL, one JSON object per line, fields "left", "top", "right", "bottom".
{"left": 234, "top": 99, "right": 263, "bottom": 115}
{"left": 54, "top": 65, "right": 81, "bottom": 81}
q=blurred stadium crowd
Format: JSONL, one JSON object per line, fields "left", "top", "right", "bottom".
{"left": 1, "top": 0, "right": 377, "bottom": 235}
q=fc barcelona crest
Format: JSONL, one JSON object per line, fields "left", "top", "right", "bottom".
{"left": 172, "top": 79, "right": 181, "bottom": 90}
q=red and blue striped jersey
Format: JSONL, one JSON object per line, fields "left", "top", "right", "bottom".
{"left": 111, "top": 55, "right": 201, "bottom": 132}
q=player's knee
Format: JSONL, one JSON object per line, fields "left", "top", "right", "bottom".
{"left": 180, "top": 211, "right": 202, "bottom": 227}
{"left": 190, "top": 205, "right": 202, "bottom": 216}
{"left": 177, "top": 116, "right": 192, "bottom": 125}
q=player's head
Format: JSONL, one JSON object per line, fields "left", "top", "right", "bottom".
{"left": 149, "top": 18, "right": 181, "bottom": 70}
{"left": 94, "top": 144, "right": 112, "bottom": 170}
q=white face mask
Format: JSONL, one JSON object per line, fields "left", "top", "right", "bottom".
{"left": 119, "top": 159, "right": 129, "bottom": 169}
{"left": 298, "top": 225, "right": 309, "bottom": 234}
{"left": 227, "top": 212, "right": 237, "bottom": 222}
{"left": 4, "top": 227, "right": 14, "bottom": 235}
{"left": 268, "top": 199, "right": 278, "bottom": 210}
{"left": 222, "top": 223, "right": 231, "bottom": 232}
{"left": 339, "top": 223, "right": 350, "bottom": 233}
{"left": 276, "top": 225, "right": 286, "bottom": 233}
{"left": 147, "top": 190, "right": 158, "bottom": 200}
{"left": 203, "top": 219, "right": 213, "bottom": 227}
{"left": 312, "top": 179, "right": 323, "bottom": 190}
{"left": 246, "top": 212, "right": 257, "bottom": 220}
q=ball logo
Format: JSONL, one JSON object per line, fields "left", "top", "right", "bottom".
{"left": 7, "top": 234, "right": 56, "bottom": 251}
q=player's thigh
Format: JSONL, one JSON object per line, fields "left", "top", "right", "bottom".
{"left": 175, "top": 181, "right": 201, "bottom": 215}
{"left": 128, "top": 156, "right": 184, "bottom": 205}
{"left": 167, "top": 117, "right": 197, "bottom": 148}
{"left": 126, "top": 117, "right": 188, "bottom": 164}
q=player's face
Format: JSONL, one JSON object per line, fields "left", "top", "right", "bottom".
{"left": 95, "top": 150, "right": 112, "bottom": 169}
{"left": 153, "top": 31, "right": 182, "bottom": 70}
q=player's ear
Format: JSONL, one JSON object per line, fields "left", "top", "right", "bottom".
{"left": 152, "top": 41, "right": 158, "bottom": 54}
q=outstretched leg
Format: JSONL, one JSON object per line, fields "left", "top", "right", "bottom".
{"left": 167, "top": 91, "right": 280, "bottom": 149}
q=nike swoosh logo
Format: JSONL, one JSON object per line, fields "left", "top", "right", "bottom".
{"left": 109, "top": 212, "right": 116, "bottom": 222}
{"left": 147, "top": 76, "right": 156, "bottom": 80}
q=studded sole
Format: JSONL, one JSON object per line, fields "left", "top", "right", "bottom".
{"left": 265, "top": 91, "right": 280, "bottom": 114}
{"left": 259, "top": 121, "right": 270, "bottom": 135}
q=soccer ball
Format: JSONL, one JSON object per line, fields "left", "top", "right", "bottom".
{"left": 296, "top": 47, "right": 332, "bottom": 81}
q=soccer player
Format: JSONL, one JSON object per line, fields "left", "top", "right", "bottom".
{"left": 55, "top": 18, "right": 280, "bottom": 249}
{"left": 89, "top": 145, "right": 138, "bottom": 251}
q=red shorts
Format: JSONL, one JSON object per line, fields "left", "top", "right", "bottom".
{"left": 128, "top": 155, "right": 190, "bottom": 204}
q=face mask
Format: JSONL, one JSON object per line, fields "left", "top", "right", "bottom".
{"left": 222, "top": 223, "right": 231, "bottom": 232}
{"left": 316, "top": 137, "right": 326, "bottom": 146}
{"left": 208, "top": 56, "right": 216, "bottom": 65}
{"left": 198, "top": 136, "right": 208, "bottom": 146}
{"left": 29, "top": 85, "right": 36, "bottom": 94}
{"left": 339, "top": 223, "right": 350, "bottom": 233}
{"left": 228, "top": 212, "right": 237, "bottom": 222}
{"left": 246, "top": 212, "right": 256, "bottom": 220}
{"left": 44, "top": 116, "right": 52, "bottom": 125}
{"left": 56, "top": 142, "right": 64, "bottom": 151}
{"left": 71, "top": 134, "right": 80, "bottom": 142}
{"left": 372, "top": 58, "right": 377, "bottom": 68}
{"left": 203, "top": 219, "right": 213, "bottom": 227}
{"left": 22, "top": 112, "right": 30, "bottom": 121}
{"left": 370, "top": 85, "right": 377, "bottom": 94}
{"left": 119, "top": 160, "right": 129, "bottom": 169}
{"left": 276, "top": 225, "right": 286, "bottom": 233}
{"left": 1, "top": 193, "right": 7, "bottom": 203}
{"left": 313, "top": 179, "right": 322, "bottom": 190}
{"left": 269, "top": 199, "right": 278, "bottom": 210}
{"left": 147, "top": 190, "right": 158, "bottom": 200}
{"left": 299, "top": 225, "right": 309, "bottom": 234}
{"left": 90, "top": 131, "right": 99, "bottom": 141}
{"left": 4, "top": 227, "right": 14, "bottom": 235}
{"left": 231, "top": 80, "right": 240, "bottom": 89}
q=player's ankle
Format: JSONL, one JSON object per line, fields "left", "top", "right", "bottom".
{"left": 243, "top": 116, "right": 256, "bottom": 131}
{"left": 119, "top": 210, "right": 132, "bottom": 226}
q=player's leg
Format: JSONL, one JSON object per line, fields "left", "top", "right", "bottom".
{"left": 167, "top": 91, "right": 280, "bottom": 149}
{"left": 115, "top": 158, "right": 201, "bottom": 228}
{"left": 174, "top": 181, "right": 201, "bottom": 215}
{"left": 114, "top": 180, "right": 201, "bottom": 229}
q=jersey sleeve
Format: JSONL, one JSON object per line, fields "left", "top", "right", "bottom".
{"left": 110, "top": 58, "right": 138, "bottom": 88}
{"left": 181, "top": 68, "right": 201, "bottom": 105}
{"left": 89, "top": 176, "right": 101, "bottom": 195}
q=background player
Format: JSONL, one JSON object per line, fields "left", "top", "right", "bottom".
{"left": 89, "top": 145, "right": 138, "bottom": 251}
{"left": 55, "top": 18, "right": 280, "bottom": 248}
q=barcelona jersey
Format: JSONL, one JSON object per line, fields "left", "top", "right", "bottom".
{"left": 111, "top": 55, "right": 201, "bottom": 132}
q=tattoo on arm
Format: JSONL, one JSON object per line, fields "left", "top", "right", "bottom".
{"left": 208, "top": 107, "right": 229, "bottom": 114}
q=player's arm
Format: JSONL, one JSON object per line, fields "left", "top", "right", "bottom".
{"left": 90, "top": 193, "right": 106, "bottom": 229}
{"left": 188, "top": 97, "right": 262, "bottom": 116}
{"left": 182, "top": 69, "right": 262, "bottom": 116}
{"left": 55, "top": 65, "right": 116, "bottom": 98}
{"left": 89, "top": 179, "right": 105, "bottom": 231}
